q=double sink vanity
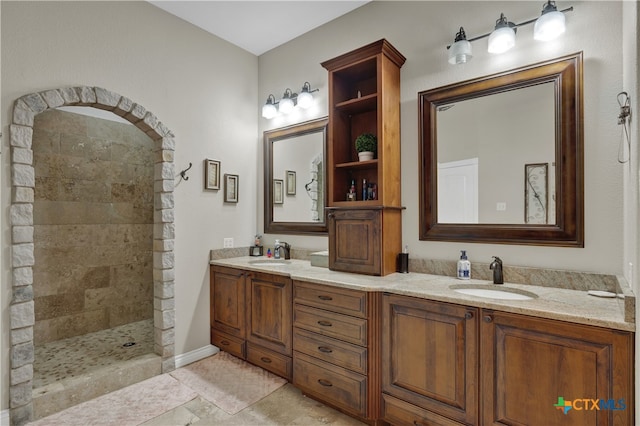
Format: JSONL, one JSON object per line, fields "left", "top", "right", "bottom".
{"left": 209, "top": 256, "right": 634, "bottom": 426}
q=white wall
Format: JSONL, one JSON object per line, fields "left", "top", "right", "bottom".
{"left": 1, "top": 1, "right": 258, "bottom": 411}
{"left": 259, "top": 1, "right": 626, "bottom": 275}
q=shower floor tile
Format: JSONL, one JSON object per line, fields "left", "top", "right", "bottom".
{"left": 34, "top": 319, "right": 154, "bottom": 389}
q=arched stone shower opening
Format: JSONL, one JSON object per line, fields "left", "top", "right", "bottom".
{"left": 8, "top": 86, "right": 176, "bottom": 425}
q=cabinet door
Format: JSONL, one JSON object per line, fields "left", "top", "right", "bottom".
{"left": 381, "top": 294, "right": 478, "bottom": 425}
{"left": 329, "top": 209, "right": 381, "bottom": 275}
{"left": 246, "top": 272, "right": 293, "bottom": 356}
{"left": 210, "top": 266, "right": 246, "bottom": 339}
{"left": 481, "top": 310, "right": 633, "bottom": 426}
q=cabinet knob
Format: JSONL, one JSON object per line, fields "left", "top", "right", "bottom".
{"left": 318, "top": 295, "right": 333, "bottom": 301}
{"left": 318, "top": 346, "right": 333, "bottom": 353}
{"left": 317, "top": 379, "right": 333, "bottom": 387}
{"left": 260, "top": 357, "right": 272, "bottom": 364}
{"left": 483, "top": 315, "right": 493, "bottom": 323}
{"left": 465, "top": 311, "right": 474, "bottom": 319}
{"left": 327, "top": 213, "right": 334, "bottom": 219}
{"left": 317, "top": 320, "right": 333, "bottom": 327}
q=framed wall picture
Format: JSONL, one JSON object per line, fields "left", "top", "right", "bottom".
{"left": 204, "top": 159, "right": 220, "bottom": 190}
{"left": 224, "top": 174, "right": 239, "bottom": 203}
{"left": 286, "top": 170, "right": 296, "bottom": 195}
{"left": 524, "top": 163, "right": 548, "bottom": 224}
{"left": 273, "top": 179, "right": 284, "bottom": 204}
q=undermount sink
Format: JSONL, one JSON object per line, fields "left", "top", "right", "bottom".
{"left": 450, "top": 284, "right": 537, "bottom": 301}
{"left": 248, "top": 259, "right": 291, "bottom": 266}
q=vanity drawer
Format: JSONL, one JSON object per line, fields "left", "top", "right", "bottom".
{"left": 382, "top": 393, "right": 464, "bottom": 426}
{"left": 293, "top": 328, "right": 367, "bottom": 375}
{"left": 293, "top": 352, "right": 366, "bottom": 418}
{"left": 246, "top": 342, "right": 292, "bottom": 380}
{"left": 294, "top": 304, "right": 367, "bottom": 346}
{"left": 211, "top": 329, "right": 245, "bottom": 360}
{"left": 294, "top": 281, "right": 367, "bottom": 318}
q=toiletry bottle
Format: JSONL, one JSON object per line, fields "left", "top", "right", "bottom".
{"left": 457, "top": 250, "right": 471, "bottom": 280}
{"left": 274, "top": 239, "right": 281, "bottom": 259}
{"left": 267, "top": 248, "right": 272, "bottom": 258}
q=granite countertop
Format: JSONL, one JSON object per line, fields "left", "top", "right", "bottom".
{"left": 210, "top": 257, "right": 635, "bottom": 332}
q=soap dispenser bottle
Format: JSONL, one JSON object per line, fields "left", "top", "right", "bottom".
{"left": 457, "top": 250, "right": 471, "bottom": 280}
{"left": 274, "top": 239, "right": 281, "bottom": 259}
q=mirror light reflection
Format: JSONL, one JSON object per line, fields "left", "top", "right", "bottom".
{"left": 437, "top": 83, "right": 556, "bottom": 225}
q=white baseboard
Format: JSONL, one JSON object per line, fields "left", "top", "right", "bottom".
{"left": 174, "top": 344, "right": 219, "bottom": 369}
{"left": 1, "top": 408, "right": 10, "bottom": 426}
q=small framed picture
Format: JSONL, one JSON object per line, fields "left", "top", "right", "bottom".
{"left": 286, "top": 170, "right": 296, "bottom": 195}
{"left": 273, "top": 179, "right": 284, "bottom": 204}
{"left": 524, "top": 163, "right": 548, "bottom": 224}
{"left": 204, "top": 159, "right": 220, "bottom": 190}
{"left": 224, "top": 174, "right": 239, "bottom": 203}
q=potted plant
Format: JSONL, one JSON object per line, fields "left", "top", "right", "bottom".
{"left": 355, "top": 133, "right": 377, "bottom": 161}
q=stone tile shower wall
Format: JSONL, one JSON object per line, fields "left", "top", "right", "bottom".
{"left": 8, "top": 87, "right": 176, "bottom": 425}
{"left": 32, "top": 109, "right": 154, "bottom": 344}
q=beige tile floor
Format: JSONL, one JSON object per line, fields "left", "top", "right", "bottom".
{"left": 139, "top": 382, "right": 366, "bottom": 426}
{"left": 33, "top": 319, "right": 365, "bottom": 425}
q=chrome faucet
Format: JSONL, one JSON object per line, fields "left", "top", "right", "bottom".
{"left": 489, "top": 256, "right": 504, "bottom": 284}
{"left": 276, "top": 241, "right": 291, "bottom": 260}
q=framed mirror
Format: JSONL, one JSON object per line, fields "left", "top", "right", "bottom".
{"left": 264, "top": 117, "right": 329, "bottom": 235}
{"left": 419, "top": 52, "right": 583, "bottom": 246}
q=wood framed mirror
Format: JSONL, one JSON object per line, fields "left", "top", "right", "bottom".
{"left": 264, "top": 117, "right": 329, "bottom": 235}
{"left": 419, "top": 52, "right": 583, "bottom": 246}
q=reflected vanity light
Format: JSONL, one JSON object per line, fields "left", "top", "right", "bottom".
{"left": 446, "top": 1, "right": 572, "bottom": 64}
{"left": 261, "top": 82, "right": 319, "bottom": 119}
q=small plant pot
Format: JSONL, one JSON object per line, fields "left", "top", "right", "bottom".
{"left": 358, "top": 151, "right": 374, "bottom": 161}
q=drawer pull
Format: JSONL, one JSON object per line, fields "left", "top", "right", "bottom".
{"left": 413, "top": 421, "right": 428, "bottom": 426}
{"left": 317, "top": 346, "right": 333, "bottom": 353}
{"left": 484, "top": 315, "right": 493, "bottom": 323}
{"left": 220, "top": 340, "right": 230, "bottom": 346}
{"left": 318, "top": 295, "right": 333, "bottom": 301}
{"left": 317, "top": 320, "right": 332, "bottom": 327}
{"left": 260, "top": 357, "right": 272, "bottom": 364}
{"left": 317, "top": 379, "right": 333, "bottom": 387}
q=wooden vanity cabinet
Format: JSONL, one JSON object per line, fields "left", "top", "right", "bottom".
{"left": 292, "top": 280, "right": 381, "bottom": 423}
{"left": 328, "top": 207, "right": 402, "bottom": 276}
{"left": 210, "top": 265, "right": 293, "bottom": 380}
{"left": 381, "top": 294, "right": 634, "bottom": 426}
{"left": 481, "top": 310, "right": 634, "bottom": 426}
{"left": 322, "top": 39, "right": 405, "bottom": 277}
{"left": 381, "top": 293, "right": 479, "bottom": 426}
{"left": 210, "top": 265, "right": 246, "bottom": 359}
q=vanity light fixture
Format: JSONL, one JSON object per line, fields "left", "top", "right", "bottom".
{"left": 446, "top": 1, "right": 573, "bottom": 64}
{"left": 279, "top": 88, "right": 296, "bottom": 114}
{"left": 261, "top": 83, "right": 320, "bottom": 118}
{"left": 261, "top": 94, "right": 278, "bottom": 119}
{"left": 488, "top": 13, "right": 517, "bottom": 54}
{"left": 533, "top": 0, "right": 566, "bottom": 41}
{"left": 297, "top": 82, "right": 319, "bottom": 109}
{"left": 448, "top": 27, "right": 473, "bottom": 64}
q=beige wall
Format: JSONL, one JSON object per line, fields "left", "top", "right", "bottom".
{"left": 1, "top": 1, "right": 258, "bottom": 411}
{"left": 1, "top": 0, "right": 637, "bottom": 418}
{"left": 258, "top": 1, "right": 626, "bottom": 274}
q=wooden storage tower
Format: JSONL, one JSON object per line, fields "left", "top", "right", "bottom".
{"left": 322, "top": 39, "right": 406, "bottom": 276}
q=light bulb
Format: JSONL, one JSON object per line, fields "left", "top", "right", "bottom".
{"left": 488, "top": 26, "right": 516, "bottom": 54}
{"left": 297, "top": 91, "right": 313, "bottom": 109}
{"left": 534, "top": 10, "right": 566, "bottom": 41}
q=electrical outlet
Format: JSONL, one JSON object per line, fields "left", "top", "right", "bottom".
{"left": 223, "top": 238, "right": 234, "bottom": 248}
{"left": 496, "top": 202, "right": 507, "bottom": 211}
